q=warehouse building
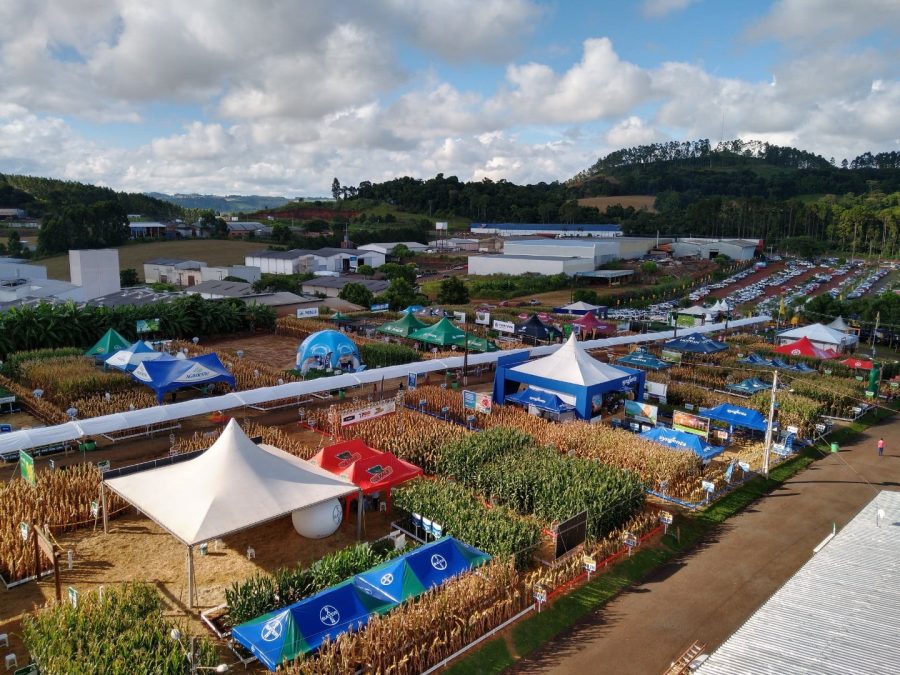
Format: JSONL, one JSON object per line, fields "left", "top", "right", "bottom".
{"left": 671, "top": 238, "right": 760, "bottom": 261}
{"left": 467, "top": 254, "right": 595, "bottom": 277}
{"left": 245, "top": 248, "right": 386, "bottom": 275}
{"left": 470, "top": 223, "right": 621, "bottom": 237}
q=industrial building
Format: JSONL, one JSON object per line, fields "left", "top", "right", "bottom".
{"left": 470, "top": 223, "right": 621, "bottom": 237}
{"left": 671, "top": 238, "right": 760, "bottom": 261}
{"left": 358, "top": 242, "right": 428, "bottom": 257}
{"left": 245, "top": 248, "right": 386, "bottom": 275}
{"left": 0, "top": 249, "right": 121, "bottom": 307}
{"left": 300, "top": 276, "right": 390, "bottom": 298}
{"left": 467, "top": 254, "right": 595, "bottom": 277}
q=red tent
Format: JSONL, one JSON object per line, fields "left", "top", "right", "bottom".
{"left": 573, "top": 312, "right": 617, "bottom": 336}
{"left": 774, "top": 336, "right": 837, "bottom": 360}
{"left": 839, "top": 357, "right": 873, "bottom": 370}
{"left": 311, "top": 438, "right": 380, "bottom": 473}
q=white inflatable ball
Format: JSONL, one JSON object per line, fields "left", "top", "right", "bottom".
{"left": 291, "top": 498, "right": 343, "bottom": 539}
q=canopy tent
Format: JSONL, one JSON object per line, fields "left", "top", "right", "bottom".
{"left": 573, "top": 312, "right": 617, "bottom": 336}
{"left": 330, "top": 312, "right": 352, "bottom": 324}
{"left": 774, "top": 336, "right": 837, "bottom": 360}
{"left": 296, "top": 330, "right": 362, "bottom": 374}
{"left": 738, "top": 353, "right": 772, "bottom": 366}
{"left": 132, "top": 353, "right": 236, "bottom": 402}
{"left": 506, "top": 386, "right": 574, "bottom": 414}
{"left": 408, "top": 317, "right": 466, "bottom": 347}
{"left": 103, "top": 420, "right": 361, "bottom": 607}
{"left": 376, "top": 312, "right": 428, "bottom": 338}
{"left": 494, "top": 334, "right": 645, "bottom": 421}
{"left": 85, "top": 328, "right": 131, "bottom": 358}
{"left": 553, "top": 301, "right": 607, "bottom": 316}
{"left": 233, "top": 537, "right": 489, "bottom": 670}
{"left": 726, "top": 378, "right": 771, "bottom": 396}
{"left": 640, "top": 426, "right": 724, "bottom": 461}
{"left": 104, "top": 340, "right": 165, "bottom": 371}
{"left": 401, "top": 305, "right": 425, "bottom": 314}
{"left": 464, "top": 334, "right": 499, "bottom": 352}
{"left": 663, "top": 333, "right": 728, "bottom": 354}
{"left": 515, "top": 314, "right": 563, "bottom": 343}
{"left": 776, "top": 323, "right": 857, "bottom": 351}
{"left": 699, "top": 403, "right": 769, "bottom": 433}
{"left": 827, "top": 316, "right": 851, "bottom": 332}
{"left": 839, "top": 356, "right": 873, "bottom": 370}
{"left": 311, "top": 438, "right": 380, "bottom": 473}
{"left": 616, "top": 349, "right": 672, "bottom": 371}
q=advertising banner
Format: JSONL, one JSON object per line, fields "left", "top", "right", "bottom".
{"left": 407, "top": 372, "right": 418, "bottom": 390}
{"left": 370, "top": 303, "right": 390, "bottom": 313}
{"left": 673, "top": 410, "right": 710, "bottom": 439}
{"left": 453, "top": 311, "right": 466, "bottom": 324}
{"left": 645, "top": 381, "right": 668, "bottom": 400}
{"left": 135, "top": 318, "right": 161, "bottom": 333}
{"left": 463, "top": 390, "right": 476, "bottom": 410}
{"left": 660, "top": 349, "right": 683, "bottom": 365}
{"left": 475, "top": 310, "right": 490, "bottom": 325}
{"left": 340, "top": 400, "right": 396, "bottom": 427}
{"left": 476, "top": 392, "right": 492, "bottom": 414}
{"left": 295, "top": 307, "right": 320, "bottom": 319}
{"left": 19, "top": 450, "right": 35, "bottom": 486}
{"left": 624, "top": 400, "right": 658, "bottom": 425}
{"left": 492, "top": 319, "right": 515, "bottom": 333}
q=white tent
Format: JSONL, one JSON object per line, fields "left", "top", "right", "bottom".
{"left": 776, "top": 322, "right": 858, "bottom": 351}
{"left": 679, "top": 305, "right": 711, "bottom": 317}
{"left": 559, "top": 301, "right": 602, "bottom": 313}
{"left": 827, "top": 316, "right": 851, "bottom": 333}
{"left": 510, "top": 333, "right": 631, "bottom": 386}
{"left": 103, "top": 419, "right": 360, "bottom": 606}
{"left": 104, "top": 341, "right": 166, "bottom": 371}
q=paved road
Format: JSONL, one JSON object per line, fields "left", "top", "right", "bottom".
{"left": 512, "top": 416, "right": 899, "bottom": 675}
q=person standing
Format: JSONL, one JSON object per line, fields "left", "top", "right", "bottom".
{"left": 878, "top": 437, "right": 885, "bottom": 456}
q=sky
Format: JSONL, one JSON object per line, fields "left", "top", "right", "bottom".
{"left": 0, "top": 0, "right": 898, "bottom": 197}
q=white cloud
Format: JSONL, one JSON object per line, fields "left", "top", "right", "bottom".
{"left": 642, "top": 0, "right": 699, "bottom": 19}
{"left": 746, "top": 0, "right": 900, "bottom": 43}
{"left": 605, "top": 117, "right": 665, "bottom": 147}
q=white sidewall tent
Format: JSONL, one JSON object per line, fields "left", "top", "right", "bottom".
{"left": 0, "top": 316, "right": 769, "bottom": 456}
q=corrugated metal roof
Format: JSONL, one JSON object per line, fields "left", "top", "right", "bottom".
{"left": 700, "top": 490, "right": 900, "bottom": 675}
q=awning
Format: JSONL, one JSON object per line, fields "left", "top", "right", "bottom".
{"left": 699, "top": 403, "right": 769, "bottom": 432}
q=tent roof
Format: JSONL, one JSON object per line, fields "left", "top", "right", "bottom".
{"left": 663, "top": 333, "right": 728, "bottom": 353}
{"left": 408, "top": 317, "right": 466, "bottom": 346}
{"left": 104, "top": 340, "right": 162, "bottom": 370}
{"left": 826, "top": 315, "right": 850, "bottom": 332}
{"left": 616, "top": 350, "right": 672, "bottom": 370}
{"left": 311, "top": 438, "right": 381, "bottom": 473}
{"left": 640, "top": 426, "right": 723, "bottom": 461}
{"left": 510, "top": 333, "right": 632, "bottom": 386}
{"left": 777, "top": 322, "right": 850, "bottom": 345}
{"left": 376, "top": 312, "right": 428, "bottom": 337}
{"left": 340, "top": 452, "right": 422, "bottom": 494}
{"left": 105, "top": 420, "right": 358, "bottom": 545}
{"left": 774, "top": 336, "right": 836, "bottom": 359}
{"left": 839, "top": 356, "right": 873, "bottom": 370}
{"left": 507, "top": 386, "right": 573, "bottom": 412}
{"left": 699, "top": 403, "right": 769, "bottom": 432}
{"left": 132, "top": 352, "right": 235, "bottom": 401}
{"left": 515, "top": 314, "right": 562, "bottom": 340}
{"left": 560, "top": 301, "right": 601, "bottom": 312}
{"left": 573, "top": 312, "right": 614, "bottom": 333}
{"left": 464, "top": 335, "right": 498, "bottom": 352}
{"left": 678, "top": 305, "right": 712, "bottom": 316}
{"left": 297, "top": 330, "right": 361, "bottom": 368}
{"left": 85, "top": 328, "right": 131, "bottom": 357}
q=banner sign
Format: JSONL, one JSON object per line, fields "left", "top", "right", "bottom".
{"left": 96, "top": 460, "right": 110, "bottom": 474}
{"left": 370, "top": 303, "right": 390, "bottom": 313}
{"left": 476, "top": 393, "right": 492, "bottom": 414}
{"left": 407, "top": 372, "right": 418, "bottom": 390}
{"left": 673, "top": 410, "right": 710, "bottom": 439}
{"left": 463, "top": 390, "right": 476, "bottom": 410}
{"left": 340, "top": 400, "right": 396, "bottom": 427}
{"left": 19, "top": 450, "right": 35, "bottom": 486}
{"left": 617, "top": 321, "right": 630, "bottom": 332}
{"left": 435, "top": 221, "right": 449, "bottom": 230}
{"left": 645, "top": 381, "right": 667, "bottom": 400}
{"left": 624, "top": 400, "right": 658, "bottom": 425}
{"left": 295, "top": 307, "right": 320, "bottom": 319}
{"left": 453, "top": 311, "right": 466, "bottom": 324}
{"left": 660, "top": 349, "right": 682, "bottom": 365}
{"left": 492, "top": 319, "right": 515, "bottom": 333}
{"left": 676, "top": 313, "right": 697, "bottom": 328}
{"left": 475, "top": 310, "right": 490, "bottom": 325}
{"left": 135, "top": 318, "right": 160, "bottom": 333}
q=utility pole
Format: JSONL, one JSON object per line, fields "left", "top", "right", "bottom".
{"left": 871, "top": 311, "right": 880, "bottom": 358}
{"left": 763, "top": 371, "right": 778, "bottom": 478}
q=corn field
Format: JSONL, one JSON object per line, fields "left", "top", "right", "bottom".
{"left": 171, "top": 422, "right": 320, "bottom": 460}
{"left": 0, "top": 373, "right": 69, "bottom": 424}
{"left": 19, "top": 356, "right": 135, "bottom": 405}
{"left": 0, "top": 464, "right": 126, "bottom": 582}
{"left": 170, "top": 340, "right": 299, "bottom": 389}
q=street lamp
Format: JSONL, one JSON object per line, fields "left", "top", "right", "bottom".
{"left": 170, "top": 628, "right": 229, "bottom": 674}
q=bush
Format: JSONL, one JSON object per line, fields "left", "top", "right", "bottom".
{"left": 360, "top": 342, "right": 422, "bottom": 368}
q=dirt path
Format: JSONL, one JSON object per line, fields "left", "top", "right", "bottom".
{"left": 510, "top": 415, "right": 900, "bottom": 675}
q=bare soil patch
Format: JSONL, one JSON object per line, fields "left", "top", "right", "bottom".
{"left": 577, "top": 196, "right": 657, "bottom": 212}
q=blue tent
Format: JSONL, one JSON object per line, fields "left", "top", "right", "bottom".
{"left": 104, "top": 340, "right": 162, "bottom": 372}
{"left": 699, "top": 403, "right": 768, "bottom": 433}
{"left": 616, "top": 349, "right": 672, "bottom": 371}
{"left": 640, "top": 426, "right": 723, "bottom": 461}
{"left": 401, "top": 305, "right": 425, "bottom": 314}
{"left": 663, "top": 333, "right": 728, "bottom": 354}
{"left": 726, "top": 377, "right": 771, "bottom": 396}
{"left": 792, "top": 362, "right": 817, "bottom": 373}
{"left": 296, "top": 330, "right": 362, "bottom": 375}
{"left": 506, "top": 386, "right": 574, "bottom": 413}
{"left": 131, "top": 353, "right": 236, "bottom": 402}
{"left": 738, "top": 353, "right": 770, "bottom": 365}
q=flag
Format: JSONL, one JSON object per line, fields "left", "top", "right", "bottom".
{"left": 778, "top": 297, "right": 785, "bottom": 317}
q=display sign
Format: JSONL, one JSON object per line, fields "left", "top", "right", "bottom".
{"left": 476, "top": 393, "right": 492, "bottom": 414}
{"left": 453, "top": 311, "right": 466, "bottom": 324}
{"left": 624, "top": 533, "right": 638, "bottom": 548}
{"left": 492, "top": 319, "right": 515, "bottom": 333}
{"left": 96, "top": 460, "right": 110, "bottom": 474}
{"left": 340, "top": 400, "right": 396, "bottom": 427}
{"left": 738, "top": 461, "right": 751, "bottom": 472}
{"left": 533, "top": 585, "right": 547, "bottom": 604}
{"left": 624, "top": 400, "right": 658, "bottom": 425}
{"left": 135, "top": 318, "right": 160, "bottom": 333}
{"left": 19, "top": 450, "right": 35, "bottom": 486}
{"left": 673, "top": 410, "right": 710, "bottom": 439}
{"left": 90, "top": 500, "right": 99, "bottom": 518}
{"left": 435, "top": 221, "right": 449, "bottom": 231}
{"left": 659, "top": 511, "right": 673, "bottom": 525}
{"left": 645, "top": 381, "right": 667, "bottom": 401}
{"left": 463, "top": 390, "right": 476, "bottom": 410}
{"left": 407, "top": 372, "right": 418, "bottom": 390}
{"left": 370, "top": 303, "right": 390, "bottom": 313}
{"left": 676, "top": 313, "right": 697, "bottom": 328}
{"left": 660, "top": 349, "right": 682, "bottom": 365}
{"left": 19, "top": 522, "right": 29, "bottom": 541}
{"left": 295, "top": 307, "right": 320, "bottom": 319}
{"left": 701, "top": 480, "right": 716, "bottom": 493}
{"left": 583, "top": 554, "right": 597, "bottom": 573}
{"left": 554, "top": 510, "right": 588, "bottom": 559}
{"left": 475, "top": 310, "right": 490, "bottom": 326}
{"left": 723, "top": 458, "right": 737, "bottom": 484}
{"left": 68, "top": 586, "right": 78, "bottom": 608}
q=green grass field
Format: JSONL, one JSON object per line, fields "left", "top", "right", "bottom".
{"left": 37, "top": 239, "right": 265, "bottom": 281}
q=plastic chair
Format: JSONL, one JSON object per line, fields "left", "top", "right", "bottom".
{"left": 4, "top": 654, "right": 16, "bottom": 671}
{"left": 0, "top": 634, "right": 6, "bottom": 648}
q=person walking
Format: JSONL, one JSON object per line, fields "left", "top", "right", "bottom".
{"left": 878, "top": 437, "right": 885, "bottom": 456}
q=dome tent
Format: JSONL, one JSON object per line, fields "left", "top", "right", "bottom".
{"left": 296, "top": 330, "right": 362, "bottom": 375}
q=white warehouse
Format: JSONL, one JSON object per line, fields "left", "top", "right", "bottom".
{"left": 467, "top": 254, "right": 595, "bottom": 277}
{"left": 245, "top": 248, "right": 386, "bottom": 275}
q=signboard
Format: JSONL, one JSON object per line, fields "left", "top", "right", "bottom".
{"left": 673, "top": 410, "right": 710, "bottom": 439}
{"left": 340, "top": 400, "right": 396, "bottom": 427}
{"left": 19, "top": 450, "right": 35, "bottom": 486}
{"left": 492, "top": 319, "right": 515, "bottom": 333}
{"left": 370, "top": 303, "right": 390, "bottom": 313}
{"left": 135, "top": 318, "right": 160, "bottom": 333}
{"left": 659, "top": 511, "right": 673, "bottom": 525}
{"left": 407, "top": 372, "right": 418, "bottom": 390}
{"left": 738, "top": 461, "right": 751, "bottom": 472}
{"left": 295, "top": 307, "right": 320, "bottom": 319}
{"left": 48, "top": 459, "right": 55, "bottom": 470}
{"left": 624, "top": 400, "right": 658, "bottom": 425}
{"left": 463, "top": 390, "right": 476, "bottom": 410}
{"left": 533, "top": 585, "right": 547, "bottom": 604}
{"left": 723, "top": 458, "right": 737, "bottom": 484}
{"left": 553, "top": 510, "right": 588, "bottom": 559}
{"left": 660, "top": 349, "right": 682, "bottom": 365}
{"left": 453, "top": 311, "right": 466, "bottom": 324}
{"left": 68, "top": 586, "right": 78, "bottom": 608}
{"left": 583, "top": 554, "right": 597, "bottom": 573}
{"left": 475, "top": 310, "right": 490, "bottom": 326}
{"left": 476, "top": 393, "right": 492, "bottom": 415}
{"left": 435, "top": 221, "right": 449, "bottom": 231}
{"left": 676, "top": 313, "right": 697, "bottom": 328}
{"left": 90, "top": 501, "right": 99, "bottom": 518}
{"left": 96, "top": 460, "right": 110, "bottom": 474}
{"left": 701, "top": 480, "right": 716, "bottom": 493}
{"left": 645, "top": 381, "right": 667, "bottom": 401}
{"left": 19, "top": 522, "right": 29, "bottom": 541}
{"left": 624, "top": 533, "right": 638, "bottom": 548}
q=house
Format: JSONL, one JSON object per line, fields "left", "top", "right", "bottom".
{"left": 175, "top": 222, "right": 209, "bottom": 238}
{"left": 0, "top": 208, "right": 26, "bottom": 220}
{"left": 300, "top": 276, "right": 390, "bottom": 298}
{"left": 129, "top": 222, "right": 168, "bottom": 238}
{"left": 199, "top": 265, "right": 261, "bottom": 284}
{"left": 143, "top": 258, "right": 207, "bottom": 286}
{"left": 358, "top": 242, "right": 427, "bottom": 257}
{"left": 245, "top": 249, "right": 309, "bottom": 275}
{"left": 226, "top": 221, "right": 268, "bottom": 238}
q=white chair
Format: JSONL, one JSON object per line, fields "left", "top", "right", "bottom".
{"left": 246, "top": 546, "right": 256, "bottom": 560}
{"left": 5, "top": 653, "right": 17, "bottom": 671}
{"left": 0, "top": 635, "right": 6, "bottom": 648}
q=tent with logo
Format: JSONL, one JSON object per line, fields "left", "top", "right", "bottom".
{"left": 699, "top": 403, "right": 769, "bottom": 433}
{"left": 493, "top": 334, "right": 645, "bottom": 421}
{"left": 296, "top": 330, "right": 362, "bottom": 374}
{"left": 662, "top": 333, "right": 728, "bottom": 354}
{"left": 463, "top": 334, "right": 499, "bottom": 352}
{"left": 726, "top": 378, "right": 771, "bottom": 396}
{"left": 377, "top": 312, "right": 428, "bottom": 338}
{"left": 515, "top": 314, "right": 563, "bottom": 343}
{"left": 408, "top": 317, "right": 467, "bottom": 347}
{"left": 233, "top": 537, "right": 490, "bottom": 670}
{"left": 401, "top": 305, "right": 425, "bottom": 315}
{"left": 773, "top": 336, "right": 837, "bottom": 360}
{"left": 104, "top": 340, "right": 165, "bottom": 371}
{"left": 776, "top": 322, "right": 857, "bottom": 352}
{"left": 553, "top": 301, "right": 607, "bottom": 316}
{"left": 573, "top": 312, "right": 616, "bottom": 336}
{"left": 85, "top": 328, "right": 131, "bottom": 359}
{"left": 616, "top": 349, "right": 672, "bottom": 371}
{"left": 131, "top": 352, "right": 236, "bottom": 402}
{"left": 506, "top": 386, "right": 574, "bottom": 414}
{"left": 640, "top": 426, "right": 723, "bottom": 461}
{"left": 839, "top": 356, "right": 873, "bottom": 370}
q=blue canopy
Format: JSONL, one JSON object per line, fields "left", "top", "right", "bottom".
{"left": 131, "top": 353, "right": 236, "bottom": 402}
{"left": 506, "top": 386, "right": 573, "bottom": 413}
{"left": 699, "top": 403, "right": 769, "bottom": 432}
{"left": 296, "top": 330, "right": 362, "bottom": 374}
{"left": 792, "top": 362, "right": 817, "bottom": 373}
{"left": 616, "top": 349, "right": 672, "bottom": 371}
{"left": 738, "top": 353, "right": 771, "bottom": 365}
{"left": 663, "top": 333, "right": 728, "bottom": 354}
{"left": 640, "top": 426, "right": 724, "bottom": 461}
{"left": 726, "top": 377, "right": 771, "bottom": 396}
{"left": 401, "top": 305, "right": 425, "bottom": 314}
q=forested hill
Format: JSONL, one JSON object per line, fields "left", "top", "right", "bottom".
{"left": 146, "top": 192, "right": 290, "bottom": 213}
{"left": 0, "top": 174, "right": 181, "bottom": 220}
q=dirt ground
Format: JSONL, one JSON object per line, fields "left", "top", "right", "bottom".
{"left": 577, "top": 196, "right": 657, "bottom": 212}
{"left": 204, "top": 333, "right": 300, "bottom": 372}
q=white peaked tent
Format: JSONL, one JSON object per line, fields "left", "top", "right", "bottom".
{"left": 104, "top": 341, "right": 166, "bottom": 371}
{"left": 776, "top": 322, "right": 858, "bottom": 351}
{"left": 510, "top": 333, "right": 631, "bottom": 386}
{"left": 827, "top": 316, "right": 851, "bottom": 333}
{"left": 103, "top": 419, "right": 360, "bottom": 607}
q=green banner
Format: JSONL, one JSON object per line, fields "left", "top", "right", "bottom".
{"left": 19, "top": 450, "right": 35, "bottom": 486}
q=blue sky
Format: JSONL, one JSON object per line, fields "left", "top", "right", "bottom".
{"left": 0, "top": 0, "right": 897, "bottom": 195}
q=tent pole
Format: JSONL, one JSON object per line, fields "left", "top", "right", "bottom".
{"left": 101, "top": 482, "right": 109, "bottom": 534}
{"left": 187, "top": 545, "right": 194, "bottom": 609}
{"left": 356, "top": 489, "right": 363, "bottom": 540}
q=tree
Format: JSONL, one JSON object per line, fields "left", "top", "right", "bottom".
{"left": 640, "top": 260, "right": 659, "bottom": 276}
{"left": 437, "top": 276, "right": 470, "bottom": 304}
{"left": 713, "top": 254, "right": 729, "bottom": 267}
{"left": 392, "top": 243, "right": 414, "bottom": 261}
{"left": 331, "top": 178, "right": 342, "bottom": 201}
{"left": 38, "top": 201, "right": 129, "bottom": 254}
{"left": 304, "top": 218, "right": 330, "bottom": 232}
{"left": 6, "top": 231, "right": 22, "bottom": 257}
{"left": 356, "top": 264, "right": 375, "bottom": 276}
{"left": 120, "top": 268, "right": 140, "bottom": 287}
{"left": 379, "top": 278, "right": 420, "bottom": 311}
{"left": 272, "top": 222, "right": 293, "bottom": 244}
{"left": 378, "top": 262, "right": 416, "bottom": 284}
{"left": 338, "top": 282, "right": 375, "bottom": 308}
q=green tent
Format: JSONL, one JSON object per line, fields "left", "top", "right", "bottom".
{"left": 408, "top": 317, "right": 467, "bottom": 347}
{"left": 84, "top": 328, "right": 131, "bottom": 357}
{"left": 331, "top": 312, "right": 351, "bottom": 323}
{"left": 377, "top": 312, "right": 428, "bottom": 338}
{"left": 465, "top": 335, "right": 499, "bottom": 352}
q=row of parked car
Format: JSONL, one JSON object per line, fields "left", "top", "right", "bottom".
{"left": 846, "top": 267, "right": 890, "bottom": 299}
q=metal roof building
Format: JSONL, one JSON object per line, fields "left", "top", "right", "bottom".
{"left": 699, "top": 490, "right": 900, "bottom": 674}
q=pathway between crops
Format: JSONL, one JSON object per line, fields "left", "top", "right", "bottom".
{"left": 509, "top": 414, "right": 900, "bottom": 675}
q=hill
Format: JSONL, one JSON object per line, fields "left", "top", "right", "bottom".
{"left": 147, "top": 192, "right": 291, "bottom": 213}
